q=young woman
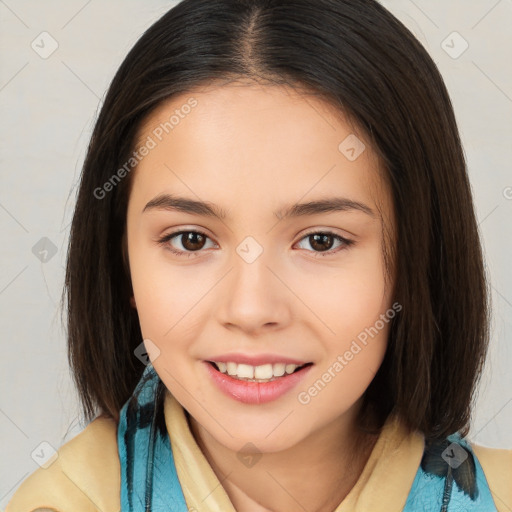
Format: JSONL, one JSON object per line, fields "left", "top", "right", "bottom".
{"left": 8, "top": 0, "right": 511, "bottom": 511}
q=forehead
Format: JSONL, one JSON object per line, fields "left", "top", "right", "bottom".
{"left": 135, "top": 82, "right": 361, "bottom": 151}
{"left": 129, "top": 82, "right": 389, "bottom": 217}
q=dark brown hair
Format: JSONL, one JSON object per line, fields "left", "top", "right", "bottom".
{"left": 63, "top": 0, "right": 490, "bottom": 441}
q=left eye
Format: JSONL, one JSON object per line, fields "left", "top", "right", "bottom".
{"left": 157, "top": 230, "right": 353, "bottom": 257}
{"left": 295, "top": 231, "right": 354, "bottom": 256}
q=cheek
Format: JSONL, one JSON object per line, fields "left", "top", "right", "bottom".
{"left": 132, "top": 270, "right": 198, "bottom": 338}
{"left": 128, "top": 244, "right": 187, "bottom": 337}
{"left": 129, "top": 247, "right": 220, "bottom": 367}
{"left": 302, "top": 320, "right": 390, "bottom": 415}
{"left": 292, "top": 244, "right": 389, "bottom": 334}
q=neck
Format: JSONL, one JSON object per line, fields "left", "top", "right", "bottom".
{"left": 187, "top": 403, "right": 380, "bottom": 512}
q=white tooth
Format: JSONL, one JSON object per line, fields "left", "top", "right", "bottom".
{"left": 236, "top": 364, "right": 254, "bottom": 379}
{"left": 285, "top": 364, "right": 299, "bottom": 374}
{"left": 272, "top": 363, "right": 286, "bottom": 377}
{"left": 220, "top": 361, "right": 304, "bottom": 380}
{"left": 254, "top": 364, "right": 273, "bottom": 379}
{"left": 227, "top": 362, "right": 238, "bottom": 376}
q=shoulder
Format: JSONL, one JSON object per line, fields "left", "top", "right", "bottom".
{"left": 6, "top": 416, "right": 120, "bottom": 512}
{"left": 471, "top": 442, "right": 512, "bottom": 512}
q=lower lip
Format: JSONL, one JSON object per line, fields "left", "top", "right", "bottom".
{"left": 204, "top": 361, "right": 313, "bottom": 405}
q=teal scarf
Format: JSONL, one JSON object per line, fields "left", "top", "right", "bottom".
{"left": 117, "top": 363, "right": 498, "bottom": 511}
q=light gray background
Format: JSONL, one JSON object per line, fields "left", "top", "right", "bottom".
{"left": 1, "top": 0, "right": 511, "bottom": 507}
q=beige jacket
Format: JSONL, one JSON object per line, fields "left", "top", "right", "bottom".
{"left": 6, "top": 392, "right": 512, "bottom": 512}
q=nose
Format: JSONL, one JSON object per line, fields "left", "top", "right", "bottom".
{"left": 215, "top": 248, "right": 292, "bottom": 334}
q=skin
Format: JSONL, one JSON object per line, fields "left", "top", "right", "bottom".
{"left": 126, "top": 81, "right": 396, "bottom": 512}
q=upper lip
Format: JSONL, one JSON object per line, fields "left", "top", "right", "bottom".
{"left": 206, "top": 353, "right": 312, "bottom": 366}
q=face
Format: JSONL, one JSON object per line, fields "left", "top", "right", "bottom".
{"left": 125, "top": 82, "right": 396, "bottom": 454}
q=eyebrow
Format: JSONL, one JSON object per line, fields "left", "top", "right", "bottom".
{"left": 142, "top": 193, "right": 376, "bottom": 220}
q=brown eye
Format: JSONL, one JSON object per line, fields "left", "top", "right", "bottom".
{"left": 157, "top": 229, "right": 216, "bottom": 257}
{"left": 296, "top": 231, "right": 354, "bottom": 257}
{"left": 180, "top": 231, "right": 207, "bottom": 251}
{"left": 308, "top": 233, "right": 335, "bottom": 252}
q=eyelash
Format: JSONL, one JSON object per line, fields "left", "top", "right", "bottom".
{"left": 157, "top": 229, "right": 355, "bottom": 258}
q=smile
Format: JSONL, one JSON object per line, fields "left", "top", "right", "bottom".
{"left": 204, "top": 361, "right": 314, "bottom": 404}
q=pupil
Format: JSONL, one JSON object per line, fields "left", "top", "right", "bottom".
{"left": 310, "top": 234, "right": 333, "bottom": 252}
{"left": 183, "top": 232, "right": 205, "bottom": 251}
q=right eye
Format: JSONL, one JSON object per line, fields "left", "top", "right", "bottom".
{"left": 157, "top": 230, "right": 217, "bottom": 257}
